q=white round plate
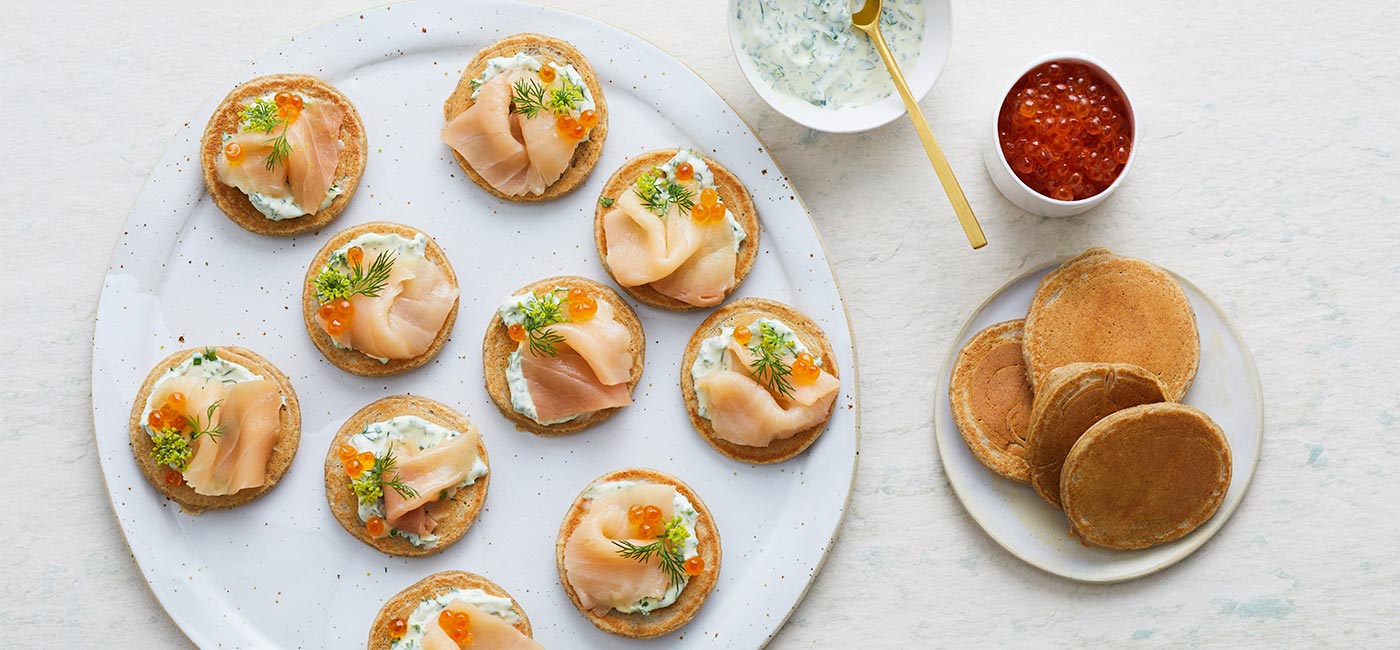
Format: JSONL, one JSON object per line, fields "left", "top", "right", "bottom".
{"left": 90, "top": 2, "right": 859, "bottom": 648}
{"left": 933, "top": 259, "right": 1262, "bottom": 582}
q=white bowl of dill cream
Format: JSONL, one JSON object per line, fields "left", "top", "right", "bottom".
{"left": 729, "top": 0, "right": 951, "bottom": 133}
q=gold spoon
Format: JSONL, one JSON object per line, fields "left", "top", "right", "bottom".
{"left": 852, "top": 0, "right": 987, "bottom": 249}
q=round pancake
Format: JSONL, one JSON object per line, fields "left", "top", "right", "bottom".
{"left": 1025, "top": 362, "right": 1167, "bottom": 509}
{"left": 369, "top": 571, "right": 533, "bottom": 649}
{"left": 680, "top": 298, "right": 840, "bottom": 464}
{"left": 1023, "top": 248, "right": 1200, "bottom": 401}
{"left": 948, "top": 320, "right": 1034, "bottom": 483}
{"left": 302, "top": 221, "right": 459, "bottom": 377}
{"left": 555, "top": 468, "right": 721, "bottom": 639}
{"left": 199, "top": 74, "right": 367, "bottom": 237}
{"left": 1061, "top": 402, "right": 1232, "bottom": 550}
{"left": 593, "top": 149, "right": 761, "bottom": 311}
{"left": 482, "top": 276, "right": 645, "bottom": 436}
{"left": 443, "top": 33, "right": 608, "bottom": 202}
{"left": 324, "top": 395, "right": 489, "bottom": 558}
{"left": 128, "top": 346, "right": 301, "bottom": 514}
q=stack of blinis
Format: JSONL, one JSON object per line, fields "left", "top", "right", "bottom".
{"left": 949, "top": 248, "right": 1233, "bottom": 550}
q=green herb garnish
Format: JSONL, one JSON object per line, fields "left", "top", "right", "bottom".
{"left": 350, "top": 448, "right": 419, "bottom": 505}
{"left": 634, "top": 167, "right": 695, "bottom": 217}
{"left": 238, "top": 97, "right": 292, "bottom": 171}
{"left": 599, "top": 197, "right": 615, "bottom": 208}
{"left": 508, "top": 78, "right": 549, "bottom": 119}
{"left": 313, "top": 249, "right": 396, "bottom": 303}
{"left": 612, "top": 515, "right": 691, "bottom": 590}
{"left": 747, "top": 322, "right": 796, "bottom": 399}
{"left": 547, "top": 76, "right": 586, "bottom": 114}
{"left": 518, "top": 290, "right": 568, "bottom": 357}
{"left": 150, "top": 427, "right": 192, "bottom": 469}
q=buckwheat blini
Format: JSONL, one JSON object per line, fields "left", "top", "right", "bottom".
{"left": 948, "top": 320, "right": 1035, "bottom": 483}
{"left": 369, "top": 571, "right": 539, "bottom": 649}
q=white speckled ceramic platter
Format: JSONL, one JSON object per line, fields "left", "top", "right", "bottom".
{"left": 90, "top": 2, "right": 859, "bottom": 648}
{"left": 934, "top": 259, "right": 1261, "bottom": 582}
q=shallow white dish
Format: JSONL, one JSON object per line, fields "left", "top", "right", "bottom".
{"left": 933, "top": 258, "right": 1261, "bottom": 582}
{"left": 90, "top": 2, "right": 860, "bottom": 648}
{"left": 726, "top": 0, "right": 952, "bottom": 133}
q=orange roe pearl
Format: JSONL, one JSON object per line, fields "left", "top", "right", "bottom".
{"left": 690, "top": 204, "right": 708, "bottom": 223}
{"left": 706, "top": 203, "right": 726, "bottom": 223}
{"left": 337, "top": 444, "right": 357, "bottom": 462}
{"left": 163, "top": 468, "right": 183, "bottom": 486}
{"left": 289, "top": 94, "right": 304, "bottom": 110}
{"left": 567, "top": 287, "right": 597, "bottom": 321}
{"left": 538, "top": 63, "right": 556, "bottom": 83}
{"left": 327, "top": 318, "right": 348, "bottom": 336}
{"left": 318, "top": 302, "right": 336, "bottom": 320}
{"left": 638, "top": 521, "right": 658, "bottom": 539}
{"left": 627, "top": 504, "right": 645, "bottom": 525}
{"left": 792, "top": 353, "right": 820, "bottom": 386}
{"left": 556, "top": 114, "right": 577, "bottom": 135}
{"left": 684, "top": 555, "right": 705, "bottom": 576}
{"left": 274, "top": 91, "right": 294, "bottom": 106}
{"left": 676, "top": 162, "right": 695, "bottom": 182}
{"left": 366, "top": 516, "right": 387, "bottom": 538}
{"left": 148, "top": 409, "right": 166, "bottom": 428}
{"left": 346, "top": 246, "right": 364, "bottom": 268}
{"left": 358, "top": 451, "right": 375, "bottom": 468}
{"left": 278, "top": 104, "right": 301, "bottom": 121}
{"left": 642, "top": 505, "right": 663, "bottom": 524}
{"left": 507, "top": 323, "right": 526, "bottom": 342}
{"left": 345, "top": 458, "right": 364, "bottom": 478}
{"left": 335, "top": 299, "right": 354, "bottom": 318}
{"left": 224, "top": 142, "right": 242, "bottom": 160}
{"left": 388, "top": 617, "right": 408, "bottom": 639}
{"left": 699, "top": 187, "right": 718, "bottom": 208}
{"left": 733, "top": 327, "right": 753, "bottom": 345}
{"left": 168, "top": 394, "right": 186, "bottom": 413}
{"left": 568, "top": 123, "right": 586, "bottom": 140}
{"left": 578, "top": 109, "right": 599, "bottom": 128}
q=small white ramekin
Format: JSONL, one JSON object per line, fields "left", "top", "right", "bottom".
{"left": 982, "top": 51, "right": 1138, "bottom": 217}
{"left": 726, "top": 0, "right": 953, "bottom": 134}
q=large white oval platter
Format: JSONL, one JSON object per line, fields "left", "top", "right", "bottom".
{"left": 933, "top": 259, "right": 1262, "bottom": 582}
{"left": 90, "top": 2, "right": 859, "bottom": 648}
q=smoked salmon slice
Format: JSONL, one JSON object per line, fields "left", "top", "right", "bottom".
{"left": 697, "top": 340, "right": 840, "bottom": 446}
{"left": 284, "top": 100, "right": 345, "bottom": 214}
{"left": 181, "top": 379, "right": 283, "bottom": 496}
{"left": 649, "top": 217, "right": 737, "bottom": 308}
{"left": 546, "top": 299, "right": 633, "bottom": 386}
{"left": 420, "top": 601, "right": 543, "bottom": 650}
{"left": 382, "top": 428, "right": 481, "bottom": 535}
{"left": 602, "top": 179, "right": 741, "bottom": 307}
{"left": 316, "top": 240, "right": 459, "bottom": 361}
{"left": 562, "top": 483, "right": 679, "bottom": 615}
{"left": 214, "top": 131, "right": 289, "bottom": 198}
{"left": 441, "top": 70, "right": 579, "bottom": 197}
{"left": 520, "top": 345, "right": 632, "bottom": 423}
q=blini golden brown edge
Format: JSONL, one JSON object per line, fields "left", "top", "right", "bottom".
{"left": 947, "top": 319, "right": 1032, "bottom": 484}
{"left": 127, "top": 346, "right": 301, "bottom": 514}
{"left": 593, "top": 149, "right": 761, "bottom": 311}
{"left": 680, "top": 298, "right": 840, "bottom": 464}
{"left": 369, "top": 571, "right": 533, "bottom": 649}
{"left": 199, "top": 74, "right": 367, "bottom": 236}
{"left": 481, "top": 275, "right": 645, "bottom": 436}
{"left": 443, "top": 33, "right": 608, "bottom": 202}
{"left": 323, "top": 395, "right": 489, "bottom": 558}
{"left": 554, "top": 468, "right": 721, "bottom": 639}
{"left": 302, "top": 221, "right": 460, "bottom": 377}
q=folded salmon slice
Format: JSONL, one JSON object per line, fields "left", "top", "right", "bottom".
{"left": 696, "top": 340, "right": 840, "bottom": 446}
{"left": 602, "top": 189, "right": 704, "bottom": 286}
{"left": 520, "top": 345, "right": 632, "bottom": 423}
{"left": 650, "top": 215, "right": 738, "bottom": 307}
{"left": 562, "top": 483, "right": 678, "bottom": 615}
{"left": 441, "top": 70, "right": 579, "bottom": 196}
{"left": 420, "top": 601, "right": 542, "bottom": 650}
{"left": 182, "top": 379, "right": 283, "bottom": 495}
{"left": 382, "top": 428, "right": 481, "bottom": 535}
{"left": 317, "top": 240, "right": 459, "bottom": 361}
{"left": 546, "top": 299, "right": 633, "bottom": 386}
{"left": 284, "top": 100, "right": 345, "bottom": 214}
{"left": 214, "top": 131, "right": 289, "bottom": 198}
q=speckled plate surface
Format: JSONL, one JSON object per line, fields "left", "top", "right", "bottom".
{"left": 934, "top": 259, "right": 1262, "bottom": 582}
{"left": 90, "top": 2, "right": 859, "bottom": 648}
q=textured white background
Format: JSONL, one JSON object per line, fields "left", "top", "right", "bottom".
{"left": 3, "top": 0, "right": 1398, "bottom": 647}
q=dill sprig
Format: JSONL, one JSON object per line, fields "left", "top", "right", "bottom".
{"left": 351, "top": 448, "right": 419, "bottom": 506}
{"left": 313, "top": 249, "right": 396, "bottom": 303}
{"left": 747, "top": 322, "right": 796, "bottom": 399}
{"left": 599, "top": 197, "right": 615, "bottom": 208}
{"left": 239, "top": 97, "right": 292, "bottom": 170}
{"left": 547, "top": 76, "right": 586, "bottom": 114}
{"left": 181, "top": 399, "right": 226, "bottom": 443}
{"left": 150, "top": 427, "right": 192, "bottom": 469}
{"left": 520, "top": 290, "right": 568, "bottom": 357}
{"left": 509, "top": 78, "right": 549, "bottom": 119}
{"left": 634, "top": 167, "right": 696, "bottom": 217}
{"left": 612, "top": 516, "right": 690, "bottom": 590}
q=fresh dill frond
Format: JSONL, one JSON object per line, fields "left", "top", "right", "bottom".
{"left": 182, "top": 399, "right": 226, "bottom": 443}
{"left": 351, "top": 448, "right": 419, "bottom": 506}
{"left": 633, "top": 167, "right": 696, "bottom": 217}
{"left": 150, "top": 427, "right": 192, "bottom": 469}
{"left": 509, "top": 78, "right": 548, "bottom": 119}
{"left": 313, "top": 249, "right": 396, "bottom": 304}
{"left": 263, "top": 125, "right": 292, "bottom": 171}
{"left": 747, "top": 322, "right": 796, "bottom": 398}
{"left": 519, "top": 290, "right": 568, "bottom": 357}
{"left": 547, "top": 76, "right": 586, "bottom": 114}
{"left": 612, "top": 516, "right": 690, "bottom": 590}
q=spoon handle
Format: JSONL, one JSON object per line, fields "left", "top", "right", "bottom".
{"left": 863, "top": 25, "right": 987, "bottom": 249}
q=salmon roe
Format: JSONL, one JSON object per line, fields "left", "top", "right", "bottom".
{"left": 346, "top": 245, "right": 364, "bottom": 268}
{"left": 567, "top": 287, "right": 597, "bottom": 321}
{"left": 538, "top": 63, "right": 556, "bottom": 83}
{"left": 507, "top": 322, "right": 527, "bottom": 342}
{"left": 439, "top": 610, "right": 472, "bottom": 645}
{"left": 163, "top": 468, "right": 183, "bottom": 486}
{"left": 627, "top": 504, "right": 645, "bottom": 525}
{"left": 684, "top": 555, "right": 705, "bottom": 576}
{"left": 337, "top": 444, "right": 357, "bottom": 462}
{"left": 791, "top": 352, "right": 820, "bottom": 386}
{"left": 675, "top": 162, "right": 695, "bottom": 182}
{"left": 733, "top": 326, "right": 753, "bottom": 345}
{"left": 997, "top": 61, "right": 1132, "bottom": 202}
{"left": 224, "top": 142, "right": 242, "bottom": 160}
{"left": 358, "top": 451, "right": 375, "bottom": 468}
{"left": 366, "top": 516, "right": 387, "bottom": 538}
{"left": 388, "top": 617, "right": 408, "bottom": 639}
{"left": 579, "top": 109, "right": 599, "bottom": 129}
{"left": 345, "top": 457, "right": 365, "bottom": 478}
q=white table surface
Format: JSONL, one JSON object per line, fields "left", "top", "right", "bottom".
{"left": 4, "top": 0, "right": 1397, "bottom": 647}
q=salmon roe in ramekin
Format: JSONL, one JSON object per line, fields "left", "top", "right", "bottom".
{"left": 997, "top": 61, "right": 1133, "bottom": 202}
